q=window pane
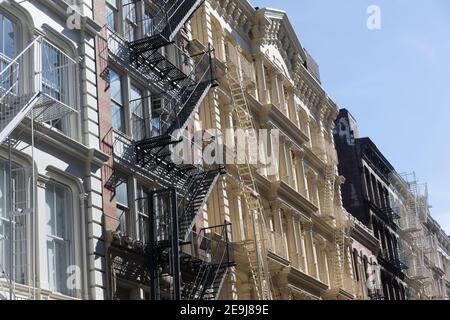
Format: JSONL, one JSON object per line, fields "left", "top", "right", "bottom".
{"left": 130, "top": 85, "right": 145, "bottom": 140}
{"left": 144, "top": 10, "right": 154, "bottom": 36}
{"left": 42, "top": 43, "right": 62, "bottom": 100}
{"left": 55, "top": 240, "right": 68, "bottom": 294}
{"left": 46, "top": 185, "right": 56, "bottom": 236}
{"left": 45, "top": 182, "right": 72, "bottom": 295}
{"left": 106, "top": 6, "right": 117, "bottom": 31}
{"left": 116, "top": 179, "right": 128, "bottom": 206}
{"left": 47, "top": 240, "right": 55, "bottom": 290}
{"left": 3, "top": 16, "right": 15, "bottom": 58}
{"left": 55, "top": 185, "right": 67, "bottom": 238}
{"left": 110, "top": 69, "right": 123, "bottom": 104}
{"left": 116, "top": 208, "right": 128, "bottom": 235}
{"left": 0, "top": 160, "right": 26, "bottom": 284}
{"left": 112, "top": 101, "right": 125, "bottom": 133}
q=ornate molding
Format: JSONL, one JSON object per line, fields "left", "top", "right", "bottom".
{"left": 210, "top": 0, "right": 254, "bottom": 39}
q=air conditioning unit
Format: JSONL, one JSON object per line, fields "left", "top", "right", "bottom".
{"left": 151, "top": 95, "right": 164, "bottom": 115}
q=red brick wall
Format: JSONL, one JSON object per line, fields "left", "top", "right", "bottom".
{"left": 93, "top": 0, "right": 116, "bottom": 232}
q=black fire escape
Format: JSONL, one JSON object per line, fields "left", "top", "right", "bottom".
{"left": 103, "top": 0, "right": 234, "bottom": 300}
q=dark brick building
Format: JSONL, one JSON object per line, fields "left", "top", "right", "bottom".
{"left": 334, "top": 109, "right": 408, "bottom": 300}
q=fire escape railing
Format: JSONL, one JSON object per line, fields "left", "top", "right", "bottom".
{"left": 0, "top": 36, "right": 78, "bottom": 144}
{"left": 129, "top": 0, "right": 205, "bottom": 50}
{"left": 181, "top": 223, "right": 235, "bottom": 300}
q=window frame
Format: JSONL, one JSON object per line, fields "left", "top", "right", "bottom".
{"left": 45, "top": 181, "right": 74, "bottom": 296}
{"left": 0, "top": 160, "right": 27, "bottom": 285}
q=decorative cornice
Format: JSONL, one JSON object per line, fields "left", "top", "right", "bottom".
{"left": 209, "top": 0, "right": 254, "bottom": 39}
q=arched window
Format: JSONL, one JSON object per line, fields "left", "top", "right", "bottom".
{"left": 45, "top": 181, "right": 73, "bottom": 295}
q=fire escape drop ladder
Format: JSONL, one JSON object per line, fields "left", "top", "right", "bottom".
{"left": 225, "top": 58, "right": 273, "bottom": 300}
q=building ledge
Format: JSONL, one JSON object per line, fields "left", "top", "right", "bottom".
{"left": 322, "top": 287, "right": 356, "bottom": 300}
{"left": 269, "top": 179, "right": 318, "bottom": 216}
{"left": 286, "top": 266, "right": 329, "bottom": 297}
{"left": 17, "top": 119, "right": 109, "bottom": 168}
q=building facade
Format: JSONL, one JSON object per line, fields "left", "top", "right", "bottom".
{"left": 335, "top": 109, "right": 409, "bottom": 300}
{"left": 95, "top": 0, "right": 362, "bottom": 300}
{"left": 335, "top": 109, "right": 450, "bottom": 300}
{"left": 0, "top": 0, "right": 109, "bottom": 300}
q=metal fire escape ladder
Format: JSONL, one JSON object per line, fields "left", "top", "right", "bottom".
{"left": 226, "top": 62, "right": 272, "bottom": 300}
{"left": 333, "top": 228, "right": 346, "bottom": 289}
{"left": 186, "top": 224, "right": 233, "bottom": 300}
{"left": 323, "top": 164, "right": 336, "bottom": 221}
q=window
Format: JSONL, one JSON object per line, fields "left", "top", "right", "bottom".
{"left": 0, "top": 13, "right": 16, "bottom": 92}
{"left": 106, "top": 1, "right": 119, "bottom": 32}
{"left": 42, "top": 42, "right": 64, "bottom": 130}
{"left": 143, "top": 8, "right": 154, "bottom": 37}
{"left": 45, "top": 182, "right": 72, "bottom": 295}
{"left": 130, "top": 84, "right": 145, "bottom": 141}
{"left": 110, "top": 69, "right": 125, "bottom": 133}
{"left": 40, "top": 40, "right": 76, "bottom": 135}
{"left": 115, "top": 177, "right": 129, "bottom": 235}
{"left": 0, "top": 13, "right": 15, "bottom": 60}
{"left": 0, "top": 160, "right": 26, "bottom": 285}
{"left": 136, "top": 184, "right": 149, "bottom": 243}
{"left": 123, "top": 0, "right": 138, "bottom": 42}
{"left": 151, "top": 95, "right": 162, "bottom": 137}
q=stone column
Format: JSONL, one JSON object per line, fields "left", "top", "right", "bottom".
{"left": 284, "top": 140, "right": 294, "bottom": 188}
{"left": 297, "top": 218, "right": 308, "bottom": 272}
{"left": 285, "top": 211, "right": 298, "bottom": 266}
{"left": 277, "top": 75, "right": 287, "bottom": 115}
{"left": 302, "top": 221, "right": 318, "bottom": 279}
{"left": 270, "top": 71, "right": 281, "bottom": 107}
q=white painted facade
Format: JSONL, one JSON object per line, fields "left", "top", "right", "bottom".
{"left": 0, "top": 0, "right": 108, "bottom": 300}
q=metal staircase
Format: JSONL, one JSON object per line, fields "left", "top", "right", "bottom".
{"left": 128, "top": 0, "right": 205, "bottom": 54}
{"left": 178, "top": 167, "right": 226, "bottom": 241}
{"left": 0, "top": 37, "right": 77, "bottom": 144}
{"left": 183, "top": 224, "right": 234, "bottom": 300}
{"left": 226, "top": 58, "right": 272, "bottom": 300}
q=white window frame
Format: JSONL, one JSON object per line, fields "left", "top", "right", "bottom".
{"left": 45, "top": 181, "right": 73, "bottom": 296}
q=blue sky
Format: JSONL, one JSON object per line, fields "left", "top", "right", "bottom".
{"left": 252, "top": 0, "right": 450, "bottom": 234}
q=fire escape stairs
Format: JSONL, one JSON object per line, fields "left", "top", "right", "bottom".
{"left": 182, "top": 227, "right": 233, "bottom": 300}
{"left": 185, "top": 261, "right": 230, "bottom": 300}
{"left": 128, "top": 0, "right": 205, "bottom": 56}
{"left": 178, "top": 167, "right": 226, "bottom": 242}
